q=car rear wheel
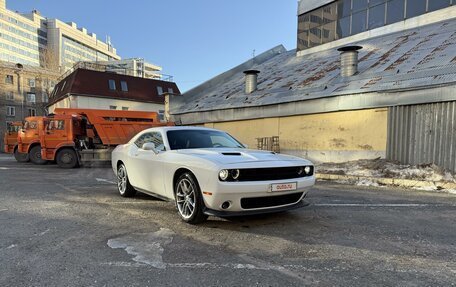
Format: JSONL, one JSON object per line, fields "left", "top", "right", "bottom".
{"left": 14, "top": 148, "right": 29, "bottom": 162}
{"left": 175, "top": 172, "right": 208, "bottom": 224}
{"left": 56, "top": 148, "right": 79, "bottom": 168}
{"left": 117, "top": 163, "right": 136, "bottom": 197}
{"left": 29, "top": 145, "right": 46, "bottom": 165}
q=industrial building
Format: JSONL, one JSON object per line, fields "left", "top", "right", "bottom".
{"left": 47, "top": 67, "right": 180, "bottom": 117}
{"left": 171, "top": 0, "right": 456, "bottom": 172}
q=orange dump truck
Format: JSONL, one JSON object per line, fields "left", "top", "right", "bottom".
{"left": 16, "top": 117, "right": 47, "bottom": 163}
{"left": 3, "top": 122, "right": 25, "bottom": 160}
{"left": 16, "top": 108, "right": 172, "bottom": 168}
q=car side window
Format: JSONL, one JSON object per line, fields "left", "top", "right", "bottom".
{"left": 135, "top": 132, "right": 165, "bottom": 151}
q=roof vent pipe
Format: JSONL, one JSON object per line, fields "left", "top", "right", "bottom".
{"left": 337, "top": 46, "right": 362, "bottom": 77}
{"left": 243, "top": 70, "right": 260, "bottom": 94}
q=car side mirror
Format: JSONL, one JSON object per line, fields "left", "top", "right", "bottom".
{"left": 142, "top": 142, "right": 158, "bottom": 154}
{"left": 243, "top": 144, "right": 248, "bottom": 149}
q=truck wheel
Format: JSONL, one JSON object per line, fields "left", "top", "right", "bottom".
{"left": 56, "top": 148, "right": 79, "bottom": 168}
{"left": 14, "top": 148, "right": 29, "bottom": 162}
{"left": 174, "top": 172, "right": 208, "bottom": 224}
{"left": 29, "top": 145, "right": 46, "bottom": 165}
{"left": 117, "top": 163, "right": 136, "bottom": 197}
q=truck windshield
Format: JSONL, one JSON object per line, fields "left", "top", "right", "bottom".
{"left": 167, "top": 130, "right": 244, "bottom": 150}
{"left": 23, "top": 121, "right": 37, "bottom": 130}
{"left": 7, "top": 124, "right": 21, "bottom": 132}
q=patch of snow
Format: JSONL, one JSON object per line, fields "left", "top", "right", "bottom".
{"left": 107, "top": 228, "right": 174, "bottom": 269}
{"left": 356, "top": 179, "right": 380, "bottom": 187}
{"left": 318, "top": 159, "right": 456, "bottom": 193}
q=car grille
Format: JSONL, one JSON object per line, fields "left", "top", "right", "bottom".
{"left": 233, "top": 166, "right": 313, "bottom": 182}
{"left": 241, "top": 192, "right": 303, "bottom": 209}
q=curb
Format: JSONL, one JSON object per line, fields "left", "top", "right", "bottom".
{"left": 316, "top": 173, "right": 456, "bottom": 190}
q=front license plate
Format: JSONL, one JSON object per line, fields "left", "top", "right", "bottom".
{"left": 270, "top": 182, "right": 297, "bottom": 192}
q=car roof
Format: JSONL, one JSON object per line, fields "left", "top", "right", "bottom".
{"left": 142, "top": 126, "right": 221, "bottom": 133}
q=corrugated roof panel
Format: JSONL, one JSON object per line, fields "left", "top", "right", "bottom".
{"left": 175, "top": 18, "right": 456, "bottom": 114}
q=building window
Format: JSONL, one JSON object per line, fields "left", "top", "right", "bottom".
{"left": 28, "top": 108, "right": 36, "bottom": 117}
{"left": 157, "top": 86, "right": 163, "bottom": 95}
{"left": 120, "top": 81, "right": 128, "bottom": 92}
{"left": 386, "top": 0, "right": 405, "bottom": 24}
{"left": 297, "top": 0, "right": 449, "bottom": 52}
{"left": 42, "top": 92, "right": 48, "bottom": 103}
{"left": 26, "top": 93, "right": 36, "bottom": 103}
{"left": 428, "top": 0, "right": 451, "bottom": 12}
{"left": 5, "top": 75, "right": 13, "bottom": 84}
{"left": 167, "top": 87, "right": 174, "bottom": 94}
{"left": 405, "top": 0, "right": 426, "bottom": 19}
{"left": 368, "top": 3, "right": 386, "bottom": 29}
{"left": 109, "top": 79, "right": 116, "bottom": 90}
{"left": 6, "top": 106, "right": 15, "bottom": 116}
{"left": 122, "top": 107, "right": 129, "bottom": 111}
{"left": 109, "top": 105, "right": 117, "bottom": 110}
{"left": 28, "top": 78, "right": 36, "bottom": 87}
{"left": 6, "top": 91, "right": 14, "bottom": 100}
{"left": 158, "top": 110, "right": 165, "bottom": 121}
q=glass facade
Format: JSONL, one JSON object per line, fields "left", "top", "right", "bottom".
{"left": 62, "top": 36, "right": 112, "bottom": 70}
{"left": 297, "top": 0, "right": 454, "bottom": 51}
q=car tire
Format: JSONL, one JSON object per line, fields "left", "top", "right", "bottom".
{"left": 56, "top": 148, "right": 79, "bottom": 168}
{"left": 175, "top": 172, "right": 208, "bottom": 224}
{"left": 29, "top": 145, "right": 46, "bottom": 165}
{"left": 14, "top": 148, "right": 29, "bottom": 162}
{"left": 117, "top": 163, "right": 136, "bottom": 197}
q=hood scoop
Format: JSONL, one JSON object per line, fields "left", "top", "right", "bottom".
{"left": 221, "top": 152, "right": 242, "bottom": 156}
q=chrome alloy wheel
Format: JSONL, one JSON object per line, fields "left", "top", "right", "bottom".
{"left": 117, "top": 165, "right": 127, "bottom": 195}
{"left": 176, "top": 178, "right": 196, "bottom": 219}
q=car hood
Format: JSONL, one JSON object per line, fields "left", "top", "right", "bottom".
{"left": 175, "top": 148, "right": 312, "bottom": 166}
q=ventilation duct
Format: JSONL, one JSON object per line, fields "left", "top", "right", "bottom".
{"left": 243, "top": 70, "right": 260, "bottom": 94}
{"left": 337, "top": 46, "right": 363, "bottom": 77}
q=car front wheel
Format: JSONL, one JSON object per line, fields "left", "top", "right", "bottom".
{"left": 175, "top": 172, "right": 208, "bottom": 224}
{"left": 117, "top": 163, "right": 136, "bottom": 197}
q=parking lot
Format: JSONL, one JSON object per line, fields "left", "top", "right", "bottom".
{"left": 0, "top": 153, "right": 455, "bottom": 286}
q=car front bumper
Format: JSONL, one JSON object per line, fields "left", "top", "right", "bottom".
{"left": 201, "top": 176, "right": 315, "bottom": 214}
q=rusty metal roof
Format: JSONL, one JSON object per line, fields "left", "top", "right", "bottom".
{"left": 174, "top": 18, "right": 456, "bottom": 115}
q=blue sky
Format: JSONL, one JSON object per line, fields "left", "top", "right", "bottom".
{"left": 8, "top": 1, "right": 298, "bottom": 92}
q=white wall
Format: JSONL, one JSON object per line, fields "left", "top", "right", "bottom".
{"left": 48, "top": 95, "right": 164, "bottom": 113}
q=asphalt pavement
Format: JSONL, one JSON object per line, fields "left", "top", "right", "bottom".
{"left": 0, "top": 153, "right": 455, "bottom": 286}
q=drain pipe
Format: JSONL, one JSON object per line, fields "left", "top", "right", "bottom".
{"left": 243, "top": 70, "right": 260, "bottom": 94}
{"left": 337, "top": 46, "right": 363, "bottom": 77}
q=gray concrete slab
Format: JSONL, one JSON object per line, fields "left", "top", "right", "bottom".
{"left": 0, "top": 153, "right": 455, "bottom": 286}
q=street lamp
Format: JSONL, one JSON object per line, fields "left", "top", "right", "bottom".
{"left": 14, "top": 63, "right": 24, "bottom": 119}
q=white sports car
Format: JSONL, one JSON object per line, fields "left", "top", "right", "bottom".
{"left": 111, "top": 127, "right": 315, "bottom": 224}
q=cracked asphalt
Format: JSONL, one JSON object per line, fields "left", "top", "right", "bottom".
{"left": 0, "top": 153, "right": 455, "bottom": 286}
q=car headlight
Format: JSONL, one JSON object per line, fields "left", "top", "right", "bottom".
{"left": 304, "top": 166, "right": 312, "bottom": 175}
{"left": 231, "top": 169, "right": 240, "bottom": 180}
{"left": 219, "top": 169, "right": 229, "bottom": 181}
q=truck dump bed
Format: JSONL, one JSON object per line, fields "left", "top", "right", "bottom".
{"left": 53, "top": 108, "right": 168, "bottom": 146}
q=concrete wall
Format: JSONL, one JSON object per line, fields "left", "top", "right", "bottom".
{"left": 204, "top": 108, "right": 388, "bottom": 163}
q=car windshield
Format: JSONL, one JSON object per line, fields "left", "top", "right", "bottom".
{"left": 167, "top": 129, "right": 244, "bottom": 150}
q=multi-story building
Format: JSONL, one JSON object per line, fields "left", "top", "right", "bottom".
{"left": 171, "top": 0, "right": 456, "bottom": 172}
{"left": 0, "top": 61, "right": 59, "bottom": 148}
{"left": 0, "top": 0, "right": 120, "bottom": 71}
{"left": 86, "top": 58, "right": 163, "bottom": 80}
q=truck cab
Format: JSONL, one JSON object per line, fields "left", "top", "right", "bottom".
{"left": 4, "top": 121, "right": 22, "bottom": 154}
{"left": 17, "top": 117, "right": 46, "bottom": 164}
{"left": 40, "top": 114, "right": 85, "bottom": 168}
